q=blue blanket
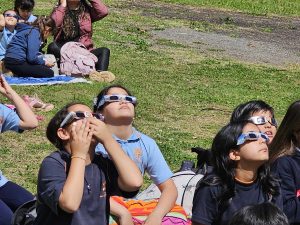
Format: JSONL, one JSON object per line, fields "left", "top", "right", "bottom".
{"left": 5, "top": 75, "right": 91, "bottom": 86}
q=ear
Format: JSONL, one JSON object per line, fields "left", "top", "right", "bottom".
{"left": 57, "top": 127, "right": 70, "bottom": 141}
{"left": 229, "top": 149, "right": 241, "bottom": 161}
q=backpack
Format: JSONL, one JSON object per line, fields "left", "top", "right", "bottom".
{"left": 136, "top": 147, "right": 212, "bottom": 217}
{"left": 12, "top": 199, "right": 37, "bottom": 225}
{"left": 60, "top": 41, "right": 98, "bottom": 76}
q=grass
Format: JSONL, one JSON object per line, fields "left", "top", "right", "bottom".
{"left": 158, "top": 0, "right": 300, "bottom": 16}
{"left": 0, "top": 0, "right": 299, "bottom": 192}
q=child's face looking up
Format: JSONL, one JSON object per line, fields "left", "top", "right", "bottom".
{"left": 4, "top": 10, "right": 18, "bottom": 27}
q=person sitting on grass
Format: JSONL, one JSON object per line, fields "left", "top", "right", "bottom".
{"left": 14, "top": 0, "right": 37, "bottom": 23}
{"left": 48, "top": 0, "right": 115, "bottom": 82}
{"left": 0, "top": 9, "right": 18, "bottom": 73}
{"left": 0, "top": 74, "right": 38, "bottom": 225}
{"left": 93, "top": 85, "right": 178, "bottom": 225}
{"left": 34, "top": 102, "right": 142, "bottom": 225}
{"left": 4, "top": 16, "right": 55, "bottom": 78}
{"left": 192, "top": 121, "right": 282, "bottom": 225}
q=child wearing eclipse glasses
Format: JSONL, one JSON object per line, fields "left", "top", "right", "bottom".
{"left": 230, "top": 100, "right": 277, "bottom": 144}
{"left": 269, "top": 100, "right": 300, "bottom": 224}
{"left": 34, "top": 102, "right": 142, "bottom": 225}
{"left": 192, "top": 121, "right": 282, "bottom": 225}
{"left": 93, "top": 85, "right": 178, "bottom": 225}
{"left": 0, "top": 9, "right": 18, "bottom": 72}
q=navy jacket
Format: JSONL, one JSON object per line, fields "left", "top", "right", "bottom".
{"left": 272, "top": 149, "right": 300, "bottom": 224}
{"left": 5, "top": 23, "right": 44, "bottom": 65}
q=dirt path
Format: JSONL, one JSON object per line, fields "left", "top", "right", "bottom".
{"left": 123, "top": 0, "right": 300, "bottom": 68}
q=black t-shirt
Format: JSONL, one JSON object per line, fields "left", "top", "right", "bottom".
{"left": 34, "top": 150, "right": 118, "bottom": 225}
{"left": 192, "top": 176, "right": 282, "bottom": 225}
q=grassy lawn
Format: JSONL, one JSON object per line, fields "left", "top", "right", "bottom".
{"left": 0, "top": 0, "right": 299, "bottom": 193}
{"left": 158, "top": 0, "right": 300, "bottom": 16}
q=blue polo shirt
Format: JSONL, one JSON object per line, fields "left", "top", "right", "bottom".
{"left": 0, "top": 27, "right": 17, "bottom": 60}
{"left": 0, "top": 104, "right": 21, "bottom": 187}
{"left": 96, "top": 128, "right": 173, "bottom": 185}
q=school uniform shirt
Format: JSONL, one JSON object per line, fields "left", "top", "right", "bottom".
{"left": 96, "top": 128, "right": 173, "bottom": 185}
{"left": 192, "top": 176, "right": 282, "bottom": 225}
{"left": 0, "top": 104, "right": 21, "bottom": 187}
{"left": 34, "top": 150, "right": 119, "bottom": 225}
{"left": 0, "top": 27, "right": 17, "bottom": 60}
{"left": 17, "top": 14, "right": 37, "bottom": 23}
{"left": 272, "top": 149, "right": 300, "bottom": 224}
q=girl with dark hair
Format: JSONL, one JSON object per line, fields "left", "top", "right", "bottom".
{"left": 34, "top": 102, "right": 142, "bottom": 225}
{"left": 48, "top": 0, "right": 114, "bottom": 80}
{"left": 230, "top": 100, "right": 277, "bottom": 143}
{"left": 14, "top": 0, "right": 37, "bottom": 22}
{"left": 192, "top": 122, "right": 282, "bottom": 225}
{"left": 3, "top": 16, "right": 55, "bottom": 78}
{"left": 93, "top": 85, "right": 177, "bottom": 224}
{"left": 270, "top": 100, "right": 300, "bottom": 224}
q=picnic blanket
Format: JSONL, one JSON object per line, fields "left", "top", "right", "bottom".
{"left": 4, "top": 75, "right": 91, "bottom": 86}
{"left": 109, "top": 196, "right": 191, "bottom": 225}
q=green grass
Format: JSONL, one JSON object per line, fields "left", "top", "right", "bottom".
{"left": 158, "top": 0, "right": 300, "bottom": 16}
{"left": 0, "top": 0, "right": 299, "bottom": 192}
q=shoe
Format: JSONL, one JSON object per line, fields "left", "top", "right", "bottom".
{"left": 89, "top": 70, "right": 115, "bottom": 82}
{"left": 179, "top": 160, "right": 195, "bottom": 172}
{"left": 23, "top": 94, "right": 54, "bottom": 112}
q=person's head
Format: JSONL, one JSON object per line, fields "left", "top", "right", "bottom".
{"left": 14, "top": 0, "right": 35, "bottom": 21}
{"left": 230, "top": 100, "right": 277, "bottom": 143}
{"left": 67, "top": 0, "right": 81, "bottom": 10}
{"left": 93, "top": 85, "right": 137, "bottom": 125}
{"left": 212, "top": 121, "right": 269, "bottom": 182}
{"left": 31, "top": 15, "right": 54, "bottom": 42}
{"left": 229, "top": 202, "right": 289, "bottom": 225}
{"left": 270, "top": 100, "right": 300, "bottom": 160}
{"left": 3, "top": 10, "right": 18, "bottom": 29}
{"left": 47, "top": 102, "right": 102, "bottom": 150}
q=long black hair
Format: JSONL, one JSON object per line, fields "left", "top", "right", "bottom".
{"left": 201, "top": 122, "right": 280, "bottom": 205}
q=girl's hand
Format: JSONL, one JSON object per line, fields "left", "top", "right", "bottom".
{"left": 119, "top": 212, "right": 134, "bottom": 225}
{"left": 0, "top": 75, "right": 14, "bottom": 98}
{"left": 0, "top": 14, "right": 5, "bottom": 29}
{"left": 45, "top": 59, "right": 55, "bottom": 67}
{"left": 70, "top": 119, "right": 93, "bottom": 158}
{"left": 60, "top": 0, "right": 67, "bottom": 7}
{"left": 88, "top": 117, "right": 111, "bottom": 144}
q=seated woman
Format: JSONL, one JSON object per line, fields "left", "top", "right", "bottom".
{"left": 3, "top": 16, "right": 55, "bottom": 78}
{"left": 48, "top": 0, "right": 114, "bottom": 80}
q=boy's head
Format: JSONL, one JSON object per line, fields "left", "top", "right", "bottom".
{"left": 14, "top": 0, "right": 35, "bottom": 21}
{"left": 3, "top": 10, "right": 18, "bottom": 28}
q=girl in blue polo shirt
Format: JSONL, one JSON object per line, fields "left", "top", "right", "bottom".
{"left": 270, "top": 100, "right": 300, "bottom": 224}
{"left": 192, "top": 121, "right": 282, "bottom": 225}
{"left": 93, "top": 85, "right": 177, "bottom": 225}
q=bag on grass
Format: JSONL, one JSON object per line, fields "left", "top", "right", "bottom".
{"left": 12, "top": 199, "right": 37, "bottom": 225}
{"left": 60, "top": 41, "right": 98, "bottom": 76}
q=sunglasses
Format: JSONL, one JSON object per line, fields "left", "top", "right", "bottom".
{"left": 248, "top": 116, "right": 277, "bottom": 127}
{"left": 95, "top": 95, "right": 137, "bottom": 110}
{"left": 60, "top": 111, "right": 104, "bottom": 128}
{"left": 237, "top": 131, "right": 270, "bottom": 145}
{"left": 4, "top": 13, "right": 18, "bottom": 19}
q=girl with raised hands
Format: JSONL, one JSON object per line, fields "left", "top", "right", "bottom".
{"left": 93, "top": 85, "right": 177, "bottom": 225}
{"left": 192, "top": 121, "right": 282, "bottom": 225}
{"left": 270, "top": 100, "right": 300, "bottom": 225}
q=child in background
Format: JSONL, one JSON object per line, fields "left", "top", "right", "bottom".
{"left": 229, "top": 202, "right": 289, "bottom": 225}
{"left": 192, "top": 121, "right": 282, "bottom": 225}
{"left": 0, "top": 74, "right": 38, "bottom": 225}
{"left": 270, "top": 100, "right": 300, "bottom": 224}
{"left": 34, "top": 102, "right": 142, "bottom": 225}
{"left": 93, "top": 85, "right": 177, "bottom": 225}
{"left": 14, "top": 0, "right": 37, "bottom": 23}
{"left": 4, "top": 16, "right": 55, "bottom": 78}
{"left": 0, "top": 10, "right": 18, "bottom": 74}
{"left": 230, "top": 100, "right": 277, "bottom": 143}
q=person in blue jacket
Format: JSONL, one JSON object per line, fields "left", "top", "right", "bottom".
{"left": 270, "top": 100, "right": 300, "bottom": 225}
{"left": 192, "top": 121, "right": 282, "bottom": 225}
{"left": 4, "top": 16, "right": 55, "bottom": 78}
